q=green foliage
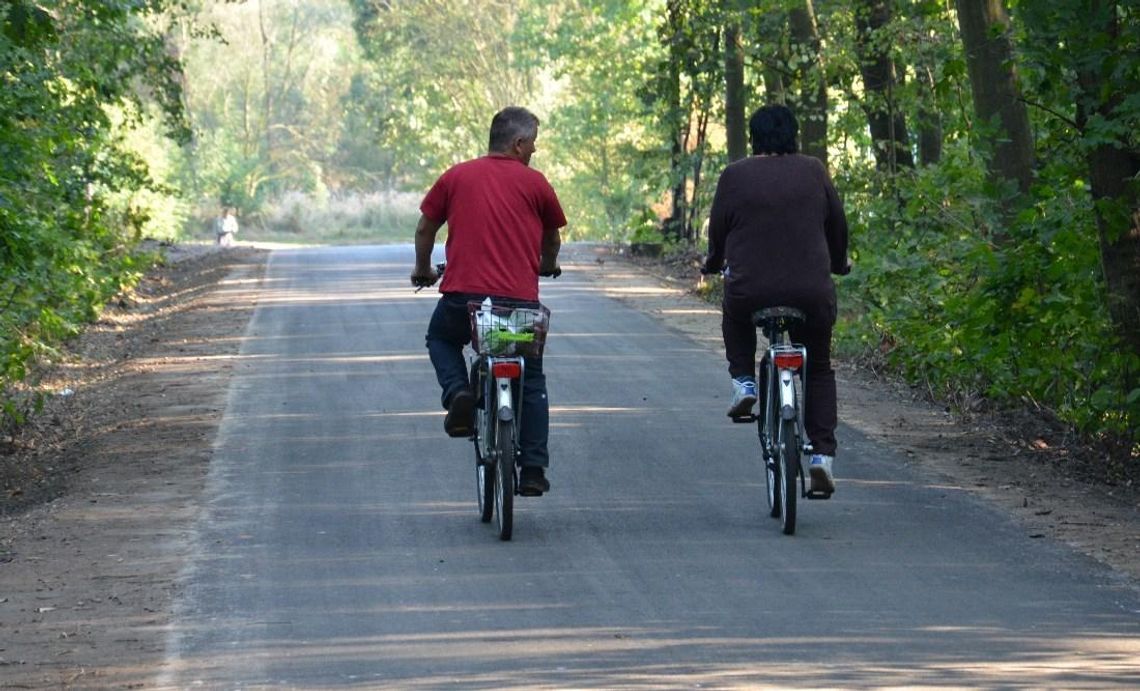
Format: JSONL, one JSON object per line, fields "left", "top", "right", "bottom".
{"left": 1, "top": 0, "right": 184, "bottom": 427}
{"left": 836, "top": 142, "right": 1138, "bottom": 446}
{"left": 526, "top": 0, "right": 666, "bottom": 240}
{"left": 173, "top": 1, "right": 365, "bottom": 222}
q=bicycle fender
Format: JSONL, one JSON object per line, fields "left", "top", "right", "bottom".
{"left": 778, "top": 369, "right": 797, "bottom": 421}
{"left": 495, "top": 378, "right": 514, "bottom": 422}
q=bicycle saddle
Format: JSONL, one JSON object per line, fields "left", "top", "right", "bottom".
{"left": 751, "top": 306, "right": 806, "bottom": 327}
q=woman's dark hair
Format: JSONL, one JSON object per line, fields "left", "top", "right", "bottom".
{"left": 749, "top": 105, "right": 798, "bottom": 155}
{"left": 488, "top": 106, "right": 539, "bottom": 152}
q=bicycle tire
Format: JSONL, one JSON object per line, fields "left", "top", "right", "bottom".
{"left": 765, "top": 455, "right": 781, "bottom": 519}
{"left": 778, "top": 417, "right": 798, "bottom": 535}
{"left": 476, "top": 455, "right": 494, "bottom": 523}
{"left": 471, "top": 364, "right": 494, "bottom": 523}
{"left": 495, "top": 419, "right": 515, "bottom": 541}
{"left": 760, "top": 361, "right": 780, "bottom": 518}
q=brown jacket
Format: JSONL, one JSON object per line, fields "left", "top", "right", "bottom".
{"left": 705, "top": 153, "right": 849, "bottom": 322}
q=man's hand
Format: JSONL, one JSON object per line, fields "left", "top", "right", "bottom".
{"left": 411, "top": 265, "right": 439, "bottom": 291}
{"left": 538, "top": 260, "right": 561, "bottom": 278}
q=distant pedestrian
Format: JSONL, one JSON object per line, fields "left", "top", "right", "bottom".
{"left": 215, "top": 207, "right": 239, "bottom": 247}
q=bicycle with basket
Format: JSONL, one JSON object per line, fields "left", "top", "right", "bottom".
{"left": 467, "top": 298, "right": 551, "bottom": 541}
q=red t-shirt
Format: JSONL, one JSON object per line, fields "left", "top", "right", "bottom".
{"left": 420, "top": 154, "right": 567, "bottom": 301}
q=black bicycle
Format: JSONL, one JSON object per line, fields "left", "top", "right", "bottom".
{"left": 731, "top": 306, "right": 830, "bottom": 535}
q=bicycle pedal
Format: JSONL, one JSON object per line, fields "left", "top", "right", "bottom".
{"left": 806, "top": 490, "right": 833, "bottom": 500}
{"left": 730, "top": 414, "right": 758, "bottom": 424}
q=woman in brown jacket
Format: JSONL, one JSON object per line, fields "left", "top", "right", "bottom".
{"left": 702, "top": 104, "right": 850, "bottom": 494}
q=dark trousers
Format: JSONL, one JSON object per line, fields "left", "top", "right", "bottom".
{"left": 722, "top": 295, "right": 838, "bottom": 456}
{"left": 425, "top": 293, "right": 549, "bottom": 468}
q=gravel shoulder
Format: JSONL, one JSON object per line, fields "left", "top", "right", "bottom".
{"left": 0, "top": 242, "right": 1135, "bottom": 688}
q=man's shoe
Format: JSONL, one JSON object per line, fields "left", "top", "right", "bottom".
{"left": 444, "top": 390, "right": 475, "bottom": 438}
{"left": 727, "top": 376, "right": 758, "bottom": 418}
{"left": 518, "top": 466, "right": 550, "bottom": 496}
{"left": 808, "top": 454, "right": 836, "bottom": 494}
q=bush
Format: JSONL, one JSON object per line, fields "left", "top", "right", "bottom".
{"left": 835, "top": 145, "right": 1137, "bottom": 457}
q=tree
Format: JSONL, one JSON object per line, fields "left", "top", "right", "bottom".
{"left": 1, "top": 0, "right": 189, "bottom": 422}
{"left": 653, "top": 0, "right": 723, "bottom": 242}
{"left": 853, "top": 0, "right": 914, "bottom": 171}
{"left": 954, "top": 0, "right": 1034, "bottom": 202}
{"left": 724, "top": 0, "right": 747, "bottom": 162}
{"left": 1074, "top": 2, "right": 1140, "bottom": 364}
{"left": 349, "top": 0, "right": 541, "bottom": 180}
{"left": 787, "top": 0, "right": 827, "bottom": 167}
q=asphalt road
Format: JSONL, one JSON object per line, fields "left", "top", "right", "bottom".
{"left": 158, "top": 244, "right": 1139, "bottom": 688}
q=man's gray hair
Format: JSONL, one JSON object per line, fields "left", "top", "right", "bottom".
{"left": 488, "top": 106, "right": 539, "bottom": 152}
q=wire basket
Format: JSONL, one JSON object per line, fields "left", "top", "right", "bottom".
{"left": 468, "top": 302, "right": 551, "bottom": 357}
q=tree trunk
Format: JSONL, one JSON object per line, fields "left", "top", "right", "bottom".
{"left": 915, "top": 64, "right": 942, "bottom": 166}
{"left": 663, "top": 0, "right": 687, "bottom": 241}
{"left": 788, "top": 0, "right": 827, "bottom": 168}
{"left": 259, "top": 1, "right": 274, "bottom": 164}
{"left": 1077, "top": 1, "right": 1140, "bottom": 361}
{"left": 724, "top": 17, "right": 747, "bottom": 162}
{"left": 954, "top": 0, "right": 1034, "bottom": 199}
{"left": 853, "top": 0, "right": 913, "bottom": 172}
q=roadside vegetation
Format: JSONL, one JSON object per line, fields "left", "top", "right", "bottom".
{"left": 1, "top": 1, "right": 1136, "bottom": 475}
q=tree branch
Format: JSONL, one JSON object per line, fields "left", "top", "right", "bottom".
{"left": 1020, "top": 97, "right": 1081, "bottom": 130}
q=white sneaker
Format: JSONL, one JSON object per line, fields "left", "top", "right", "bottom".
{"left": 808, "top": 454, "right": 835, "bottom": 494}
{"left": 727, "top": 377, "right": 758, "bottom": 417}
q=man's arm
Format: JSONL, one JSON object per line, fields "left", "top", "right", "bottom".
{"left": 539, "top": 226, "right": 561, "bottom": 275}
{"left": 411, "top": 214, "right": 444, "bottom": 285}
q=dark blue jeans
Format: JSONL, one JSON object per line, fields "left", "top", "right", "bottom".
{"left": 426, "top": 293, "right": 549, "bottom": 468}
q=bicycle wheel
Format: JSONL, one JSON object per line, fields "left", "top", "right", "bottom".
{"left": 494, "top": 419, "right": 515, "bottom": 541}
{"left": 778, "top": 417, "right": 798, "bottom": 535}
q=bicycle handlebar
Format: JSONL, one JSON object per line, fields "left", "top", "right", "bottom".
{"left": 415, "top": 262, "right": 560, "bottom": 291}
{"left": 698, "top": 258, "right": 853, "bottom": 277}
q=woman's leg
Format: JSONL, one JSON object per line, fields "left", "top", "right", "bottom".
{"left": 792, "top": 319, "right": 837, "bottom": 456}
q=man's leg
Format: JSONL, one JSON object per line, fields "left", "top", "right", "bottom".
{"left": 518, "top": 355, "right": 549, "bottom": 469}
{"left": 425, "top": 295, "right": 475, "bottom": 435}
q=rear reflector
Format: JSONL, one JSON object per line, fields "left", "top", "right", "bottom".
{"left": 773, "top": 352, "right": 803, "bottom": 370}
{"left": 492, "top": 361, "right": 522, "bottom": 378}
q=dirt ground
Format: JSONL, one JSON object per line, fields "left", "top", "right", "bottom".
{"left": 0, "top": 242, "right": 1137, "bottom": 688}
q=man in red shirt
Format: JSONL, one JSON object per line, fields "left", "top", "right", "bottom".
{"left": 411, "top": 106, "right": 566, "bottom": 495}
